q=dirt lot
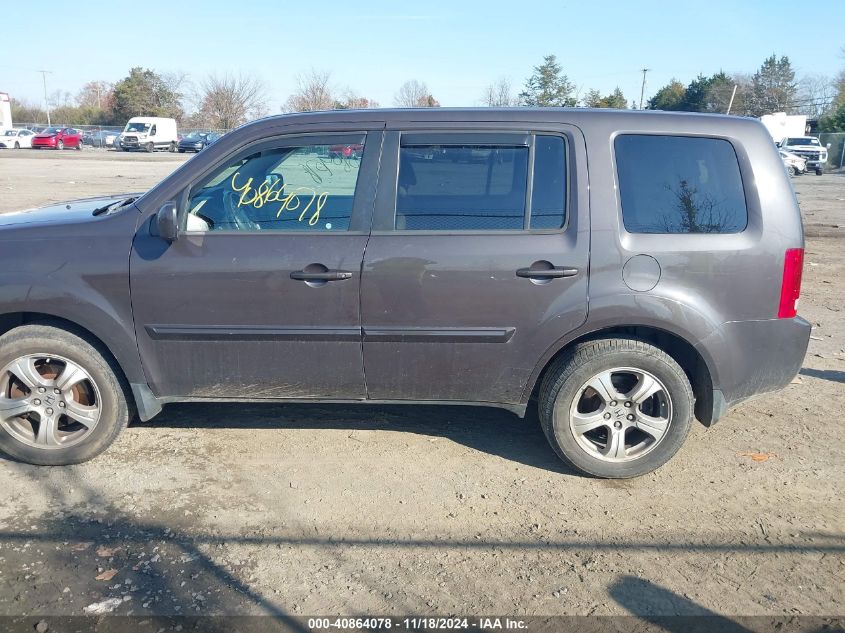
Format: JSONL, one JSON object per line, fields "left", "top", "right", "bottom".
{"left": 0, "top": 150, "right": 842, "bottom": 620}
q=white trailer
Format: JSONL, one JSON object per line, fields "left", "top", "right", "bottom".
{"left": 760, "top": 112, "right": 807, "bottom": 142}
{"left": 0, "top": 92, "right": 12, "bottom": 131}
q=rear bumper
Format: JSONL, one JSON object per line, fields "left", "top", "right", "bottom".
{"left": 700, "top": 316, "right": 811, "bottom": 420}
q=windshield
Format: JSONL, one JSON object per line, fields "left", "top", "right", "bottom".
{"left": 125, "top": 122, "right": 151, "bottom": 133}
{"left": 184, "top": 132, "right": 205, "bottom": 140}
{"left": 3, "top": 130, "right": 16, "bottom": 136}
{"left": 787, "top": 137, "right": 820, "bottom": 146}
{"left": 43, "top": 127, "right": 61, "bottom": 134}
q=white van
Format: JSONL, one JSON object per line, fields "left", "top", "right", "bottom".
{"left": 116, "top": 117, "right": 178, "bottom": 152}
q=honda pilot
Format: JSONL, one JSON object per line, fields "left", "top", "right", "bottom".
{"left": 0, "top": 108, "right": 811, "bottom": 478}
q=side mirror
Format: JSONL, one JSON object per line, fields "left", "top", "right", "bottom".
{"left": 156, "top": 203, "right": 179, "bottom": 242}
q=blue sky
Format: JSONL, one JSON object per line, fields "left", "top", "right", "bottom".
{"left": 2, "top": 0, "right": 843, "bottom": 110}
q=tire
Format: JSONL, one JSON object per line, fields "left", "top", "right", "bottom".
{"left": 538, "top": 337, "right": 694, "bottom": 478}
{"left": 146, "top": 142, "right": 154, "bottom": 153}
{"left": 178, "top": 149, "right": 185, "bottom": 153}
{"left": 56, "top": 140, "right": 64, "bottom": 150}
{"left": 0, "top": 324, "right": 132, "bottom": 465}
{"left": 816, "top": 168, "right": 823, "bottom": 176}
{"left": 14, "top": 142, "right": 20, "bottom": 149}
{"left": 787, "top": 165, "right": 797, "bottom": 176}
{"left": 76, "top": 140, "right": 83, "bottom": 151}
{"left": 169, "top": 141, "right": 177, "bottom": 152}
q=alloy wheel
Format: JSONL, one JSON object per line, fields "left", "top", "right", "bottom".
{"left": 0, "top": 354, "right": 102, "bottom": 449}
{"left": 566, "top": 367, "right": 672, "bottom": 462}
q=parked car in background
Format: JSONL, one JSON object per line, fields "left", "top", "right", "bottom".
{"left": 177, "top": 131, "right": 221, "bottom": 153}
{"left": 0, "top": 109, "right": 810, "bottom": 478}
{"left": 779, "top": 149, "right": 806, "bottom": 176}
{"left": 83, "top": 129, "right": 120, "bottom": 148}
{"left": 328, "top": 142, "right": 364, "bottom": 159}
{"left": 0, "top": 128, "right": 36, "bottom": 149}
{"left": 31, "top": 127, "right": 83, "bottom": 150}
{"left": 115, "top": 117, "right": 178, "bottom": 152}
{"left": 776, "top": 136, "right": 827, "bottom": 175}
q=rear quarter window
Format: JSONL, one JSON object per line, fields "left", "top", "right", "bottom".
{"left": 615, "top": 135, "right": 748, "bottom": 234}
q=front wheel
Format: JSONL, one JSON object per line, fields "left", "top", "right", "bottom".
{"left": 0, "top": 324, "right": 132, "bottom": 465}
{"left": 146, "top": 142, "right": 154, "bottom": 153}
{"left": 56, "top": 140, "right": 64, "bottom": 150}
{"left": 538, "top": 338, "right": 694, "bottom": 478}
{"left": 787, "top": 165, "right": 797, "bottom": 176}
{"left": 13, "top": 142, "right": 19, "bottom": 149}
{"left": 816, "top": 168, "right": 823, "bottom": 176}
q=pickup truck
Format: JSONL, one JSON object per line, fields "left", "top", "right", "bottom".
{"left": 777, "top": 136, "right": 828, "bottom": 175}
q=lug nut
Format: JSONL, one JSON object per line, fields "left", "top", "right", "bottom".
{"left": 54, "top": 388, "right": 61, "bottom": 394}
{"left": 627, "top": 414, "right": 635, "bottom": 421}
{"left": 613, "top": 420, "right": 623, "bottom": 429}
{"left": 58, "top": 401, "right": 66, "bottom": 409}
{"left": 32, "top": 399, "right": 41, "bottom": 406}
{"left": 609, "top": 400, "right": 617, "bottom": 406}
{"left": 624, "top": 401, "right": 632, "bottom": 408}
{"left": 46, "top": 408, "right": 53, "bottom": 415}
{"left": 603, "top": 412, "right": 611, "bottom": 420}
{"left": 38, "top": 387, "right": 46, "bottom": 393}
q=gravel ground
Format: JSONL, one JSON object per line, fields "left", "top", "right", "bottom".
{"left": 0, "top": 149, "right": 842, "bottom": 619}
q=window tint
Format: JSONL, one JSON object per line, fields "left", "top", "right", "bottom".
{"left": 615, "top": 135, "right": 747, "bottom": 234}
{"left": 530, "top": 135, "right": 567, "bottom": 229}
{"left": 396, "top": 145, "right": 528, "bottom": 230}
{"left": 186, "top": 140, "right": 364, "bottom": 232}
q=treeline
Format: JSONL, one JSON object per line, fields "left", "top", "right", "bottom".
{"left": 11, "top": 49, "right": 845, "bottom": 133}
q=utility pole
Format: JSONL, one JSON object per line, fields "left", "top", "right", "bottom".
{"left": 38, "top": 70, "right": 52, "bottom": 126}
{"left": 638, "top": 68, "right": 650, "bottom": 110}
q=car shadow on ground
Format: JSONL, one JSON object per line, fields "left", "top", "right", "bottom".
{"left": 133, "top": 401, "right": 578, "bottom": 476}
{"left": 799, "top": 367, "right": 845, "bottom": 384}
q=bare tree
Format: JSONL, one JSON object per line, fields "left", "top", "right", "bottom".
{"left": 481, "top": 77, "right": 515, "bottom": 106}
{"left": 796, "top": 74, "right": 838, "bottom": 118}
{"left": 284, "top": 70, "right": 334, "bottom": 112}
{"left": 333, "top": 89, "right": 379, "bottom": 109}
{"left": 197, "top": 73, "right": 268, "bottom": 129}
{"left": 394, "top": 80, "right": 439, "bottom": 107}
{"left": 76, "top": 81, "right": 114, "bottom": 109}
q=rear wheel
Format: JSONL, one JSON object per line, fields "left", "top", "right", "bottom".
{"left": 13, "top": 142, "right": 19, "bottom": 149}
{"left": 56, "top": 140, "right": 64, "bottom": 150}
{"left": 538, "top": 338, "right": 694, "bottom": 478}
{"left": 169, "top": 141, "right": 177, "bottom": 152}
{"left": 76, "top": 140, "right": 83, "bottom": 150}
{"left": 0, "top": 324, "right": 131, "bottom": 465}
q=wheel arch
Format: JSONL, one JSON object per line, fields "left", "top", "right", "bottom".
{"left": 525, "top": 324, "right": 718, "bottom": 426}
{"left": 0, "top": 312, "right": 141, "bottom": 410}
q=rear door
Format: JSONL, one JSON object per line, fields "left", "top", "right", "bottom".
{"left": 361, "top": 123, "right": 590, "bottom": 405}
{"left": 130, "top": 131, "right": 381, "bottom": 400}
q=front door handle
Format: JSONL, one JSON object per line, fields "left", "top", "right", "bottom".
{"left": 516, "top": 266, "right": 579, "bottom": 279}
{"left": 290, "top": 270, "right": 353, "bottom": 282}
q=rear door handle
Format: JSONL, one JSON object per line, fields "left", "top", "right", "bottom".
{"left": 290, "top": 270, "right": 353, "bottom": 282}
{"left": 516, "top": 266, "right": 579, "bottom": 279}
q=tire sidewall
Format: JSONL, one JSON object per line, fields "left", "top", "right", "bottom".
{"left": 546, "top": 347, "right": 693, "bottom": 478}
{"left": 0, "top": 330, "right": 128, "bottom": 465}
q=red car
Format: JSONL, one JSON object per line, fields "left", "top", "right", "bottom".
{"left": 31, "top": 127, "right": 83, "bottom": 150}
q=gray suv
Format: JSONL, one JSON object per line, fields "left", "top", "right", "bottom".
{"left": 0, "top": 109, "right": 810, "bottom": 478}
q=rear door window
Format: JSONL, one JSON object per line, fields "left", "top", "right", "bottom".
{"left": 615, "top": 135, "right": 748, "bottom": 234}
{"left": 395, "top": 134, "right": 567, "bottom": 231}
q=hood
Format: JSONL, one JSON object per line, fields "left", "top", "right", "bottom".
{"left": 0, "top": 193, "right": 142, "bottom": 228}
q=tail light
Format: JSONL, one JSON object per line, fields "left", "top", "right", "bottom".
{"left": 777, "top": 248, "right": 804, "bottom": 319}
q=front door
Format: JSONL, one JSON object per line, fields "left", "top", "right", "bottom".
{"left": 361, "top": 126, "right": 589, "bottom": 405}
{"left": 130, "top": 132, "right": 380, "bottom": 400}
